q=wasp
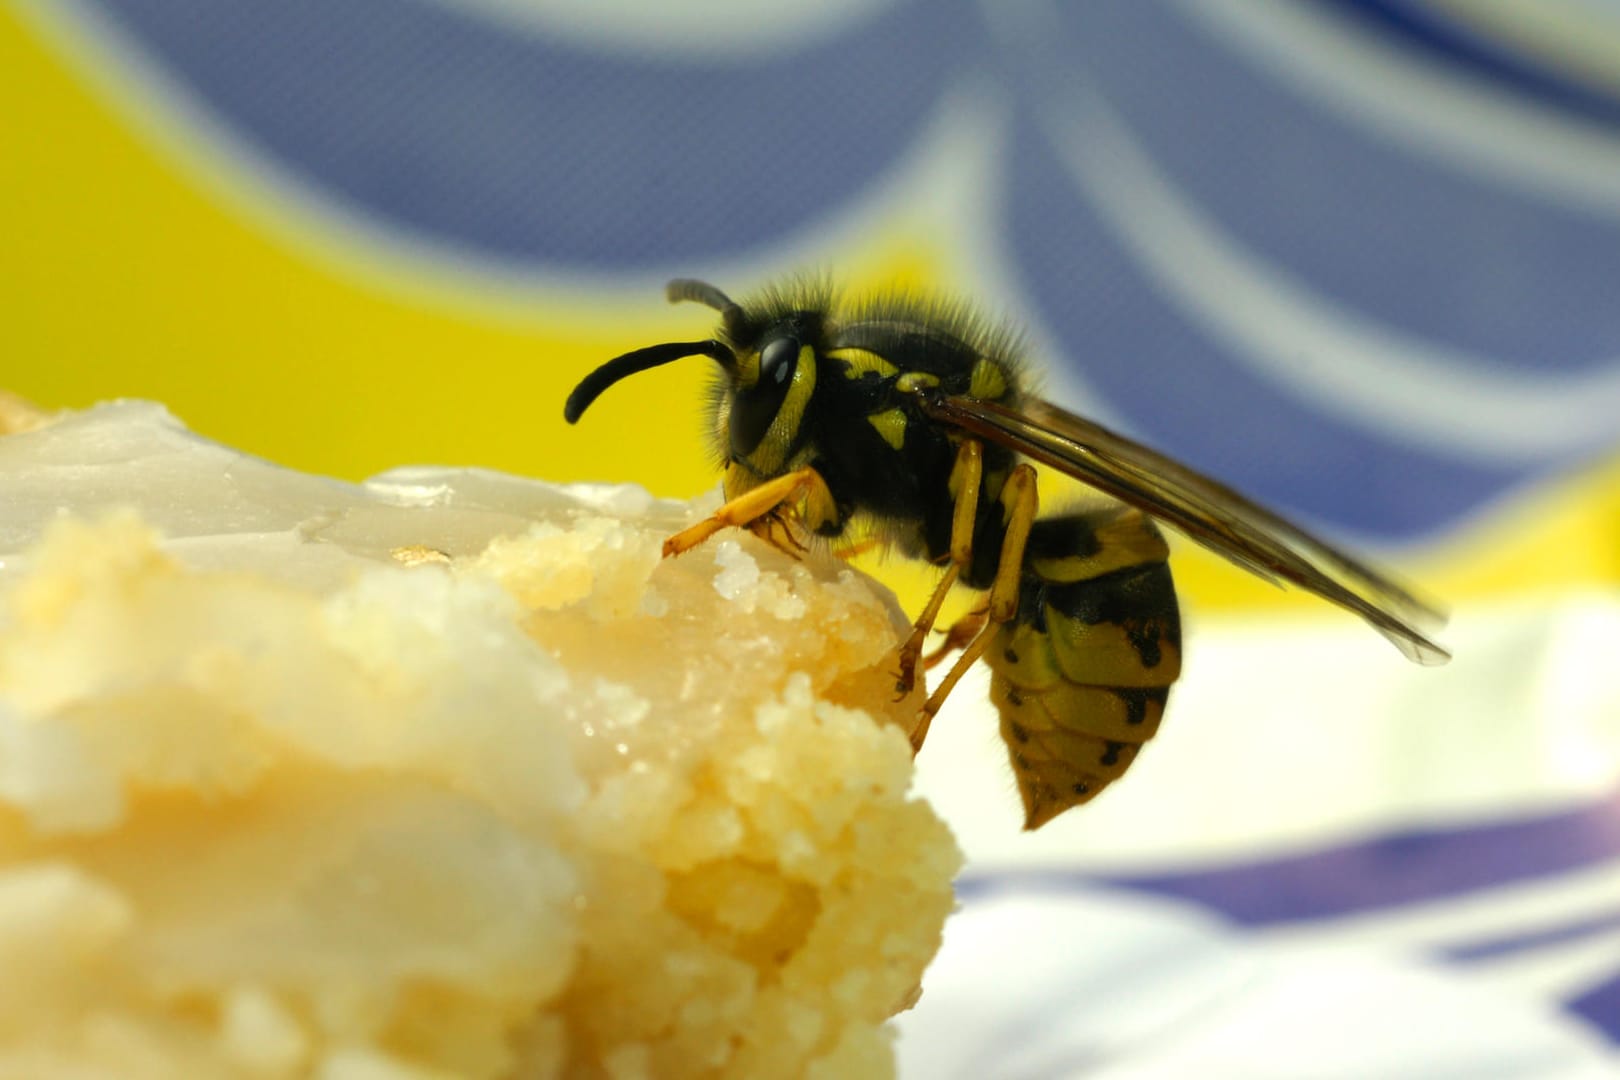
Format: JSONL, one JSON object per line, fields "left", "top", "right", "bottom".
{"left": 565, "top": 279, "right": 1449, "bottom": 830}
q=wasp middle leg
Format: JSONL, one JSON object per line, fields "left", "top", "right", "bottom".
{"left": 909, "top": 459, "right": 1039, "bottom": 753}
{"left": 895, "top": 437, "right": 990, "bottom": 695}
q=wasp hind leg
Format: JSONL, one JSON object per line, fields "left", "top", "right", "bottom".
{"left": 662, "top": 465, "right": 838, "bottom": 559}
{"left": 910, "top": 461, "right": 1039, "bottom": 753}
{"left": 922, "top": 607, "right": 989, "bottom": 670}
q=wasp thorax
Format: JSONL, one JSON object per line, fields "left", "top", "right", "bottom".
{"left": 728, "top": 333, "right": 801, "bottom": 459}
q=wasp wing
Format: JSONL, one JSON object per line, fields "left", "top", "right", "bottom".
{"left": 916, "top": 392, "right": 1450, "bottom": 665}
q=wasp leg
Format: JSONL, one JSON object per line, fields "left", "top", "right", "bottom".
{"left": 662, "top": 466, "right": 836, "bottom": 558}
{"left": 912, "top": 463, "right": 1039, "bottom": 753}
{"left": 922, "top": 607, "right": 989, "bottom": 670}
{"left": 987, "top": 464, "right": 1038, "bottom": 623}
{"left": 749, "top": 508, "right": 809, "bottom": 559}
{"left": 911, "top": 623, "right": 995, "bottom": 752}
{"left": 896, "top": 440, "right": 984, "bottom": 694}
{"left": 831, "top": 536, "right": 884, "bottom": 560}
{"left": 895, "top": 563, "right": 960, "bottom": 699}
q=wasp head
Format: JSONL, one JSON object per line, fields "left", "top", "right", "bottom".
{"left": 565, "top": 279, "right": 821, "bottom": 472}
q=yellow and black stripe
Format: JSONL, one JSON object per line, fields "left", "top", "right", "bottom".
{"left": 989, "top": 507, "right": 1179, "bottom": 829}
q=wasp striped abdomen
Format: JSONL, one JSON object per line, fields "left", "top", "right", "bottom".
{"left": 988, "top": 507, "right": 1181, "bottom": 830}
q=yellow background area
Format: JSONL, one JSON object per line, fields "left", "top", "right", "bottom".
{"left": 0, "top": 9, "right": 712, "bottom": 491}
{"left": 5, "top": 8, "right": 1619, "bottom": 619}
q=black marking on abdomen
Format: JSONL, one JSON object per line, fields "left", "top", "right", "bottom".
{"left": 1047, "top": 564, "right": 1180, "bottom": 670}
{"left": 1025, "top": 514, "right": 1104, "bottom": 563}
{"left": 1116, "top": 687, "right": 1169, "bottom": 726}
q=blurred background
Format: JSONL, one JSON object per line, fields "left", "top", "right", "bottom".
{"left": 4, "top": 0, "right": 1619, "bottom": 1073}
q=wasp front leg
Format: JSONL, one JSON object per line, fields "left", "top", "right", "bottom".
{"left": 662, "top": 464, "right": 839, "bottom": 559}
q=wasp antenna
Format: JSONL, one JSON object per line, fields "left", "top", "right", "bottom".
{"left": 564, "top": 340, "right": 735, "bottom": 423}
{"left": 666, "top": 278, "right": 735, "bottom": 312}
{"left": 666, "top": 278, "right": 751, "bottom": 339}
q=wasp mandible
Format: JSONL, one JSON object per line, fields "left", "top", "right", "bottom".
{"left": 566, "top": 279, "right": 1449, "bottom": 830}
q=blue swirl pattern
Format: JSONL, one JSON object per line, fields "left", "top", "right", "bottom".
{"left": 68, "top": 0, "right": 1620, "bottom": 538}
{"left": 951, "top": 783, "right": 1620, "bottom": 1048}
{"left": 81, "top": 0, "right": 975, "bottom": 264}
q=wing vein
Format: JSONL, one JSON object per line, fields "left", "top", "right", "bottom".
{"left": 915, "top": 391, "right": 1450, "bottom": 666}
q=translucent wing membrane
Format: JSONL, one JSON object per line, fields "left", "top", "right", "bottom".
{"left": 914, "top": 391, "right": 1451, "bottom": 665}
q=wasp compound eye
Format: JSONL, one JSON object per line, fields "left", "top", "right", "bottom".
{"left": 730, "top": 335, "right": 800, "bottom": 457}
{"left": 759, "top": 336, "right": 797, "bottom": 388}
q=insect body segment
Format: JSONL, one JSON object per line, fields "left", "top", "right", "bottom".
{"left": 565, "top": 278, "right": 1448, "bottom": 831}
{"left": 990, "top": 507, "right": 1180, "bottom": 828}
